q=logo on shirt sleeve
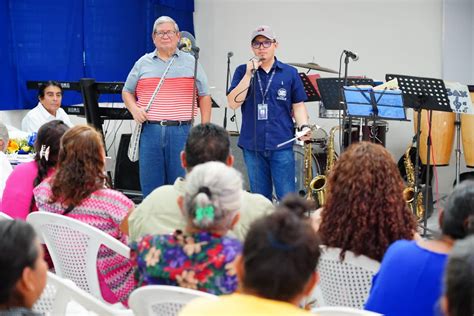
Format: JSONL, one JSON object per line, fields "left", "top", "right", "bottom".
{"left": 277, "top": 88, "right": 287, "bottom": 101}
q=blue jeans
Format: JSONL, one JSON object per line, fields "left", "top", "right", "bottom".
{"left": 139, "top": 123, "right": 190, "bottom": 197}
{"left": 242, "top": 148, "right": 296, "bottom": 201}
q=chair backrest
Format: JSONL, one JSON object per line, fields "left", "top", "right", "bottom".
{"left": 33, "top": 272, "right": 132, "bottom": 316}
{"left": 312, "top": 306, "right": 382, "bottom": 316}
{"left": 314, "top": 246, "right": 380, "bottom": 309}
{"left": 0, "top": 212, "right": 13, "bottom": 220}
{"left": 128, "top": 285, "right": 218, "bottom": 316}
{"left": 27, "top": 212, "right": 130, "bottom": 300}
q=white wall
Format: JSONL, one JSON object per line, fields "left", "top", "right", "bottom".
{"left": 442, "top": 0, "right": 473, "bottom": 84}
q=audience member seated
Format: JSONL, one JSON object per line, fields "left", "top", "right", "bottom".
{"left": 21, "top": 81, "right": 73, "bottom": 133}
{"left": 179, "top": 196, "right": 321, "bottom": 316}
{"left": 1, "top": 120, "right": 69, "bottom": 219}
{"left": 2, "top": 121, "right": 68, "bottom": 271}
{"left": 0, "top": 220, "right": 48, "bottom": 315}
{"left": 0, "top": 121, "right": 13, "bottom": 200}
{"left": 127, "top": 123, "right": 273, "bottom": 242}
{"left": 33, "top": 125, "right": 135, "bottom": 306}
{"left": 365, "top": 180, "right": 474, "bottom": 316}
{"left": 441, "top": 235, "right": 474, "bottom": 316}
{"left": 317, "top": 141, "right": 418, "bottom": 262}
{"left": 132, "top": 161, "right": 243, "bottom": 295}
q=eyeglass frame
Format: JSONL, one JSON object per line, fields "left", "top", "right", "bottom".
{"left": 154, "top": 30, "right": 178, "bottom": 38}
{"left": 251, "top": 39, "right": 276, "bottom": 49}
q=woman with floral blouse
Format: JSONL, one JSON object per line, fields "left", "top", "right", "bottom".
{"left": 131, "top": 161, "right": 243, "bottom": 295}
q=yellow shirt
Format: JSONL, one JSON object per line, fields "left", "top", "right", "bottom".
{"left": 179, "top": 293, "right": 312, "bottom": 316}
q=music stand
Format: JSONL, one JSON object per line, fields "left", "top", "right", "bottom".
{"left": 317, "top": 78, "right": 374, "bottom": 151}
{"left": 317, "top": 78, "right": 374, "bottom": 111}
{"left": 386, "top": 74, "right": 451, "bottom": 236}
{"left": 299, "top": 73, "right": 320, "bottom": 102}
{"left": 342, "top": 86, "right": 406, "bottom": 146}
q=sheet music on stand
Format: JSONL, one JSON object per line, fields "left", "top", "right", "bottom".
{"left": 299, "top": 73, "right": 320, "bottom": 102}
{"left": 343, "top": 86, "right": 407, "bottom": 121}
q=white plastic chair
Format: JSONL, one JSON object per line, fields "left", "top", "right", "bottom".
{"left": 312, "top": 306, "right": 382, "bottom": 316}
{"left": 128, "top": 285, "right": 218, "bottom": 316}
{"left": 313, "top": 246, "right": 380, "bottom": 309}
{"left": 0, "top": 212, "right": 13, "bottom": 220}
{"left": 33, "top": 272, "right": 132, "bottom": 316}
{"left": 27, "top": 212, "right": 131, "bottom": 302}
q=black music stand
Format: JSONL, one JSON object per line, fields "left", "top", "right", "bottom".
{"left": 386, "top": 74, "right": 451, "bottom": 236}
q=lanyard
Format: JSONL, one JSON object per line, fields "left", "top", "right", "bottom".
{"left": 145, "top": 55, "right": 176, "bottom": 113}
{"left": 256, "top": 68, "right": 276, "bottom": 103}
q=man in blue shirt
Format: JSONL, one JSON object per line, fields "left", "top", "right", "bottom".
{"left": 228, "top": 25, "right": 311, "bottom": 201}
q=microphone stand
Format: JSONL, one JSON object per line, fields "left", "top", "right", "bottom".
{"left": 190, "top": 47, "right": 200, "bottom": 125}
{"left": 340, "top": 53, "right": 352, "bottom": 151}
{"left": 224, "top": 53, "right": 232, "bottom": 129}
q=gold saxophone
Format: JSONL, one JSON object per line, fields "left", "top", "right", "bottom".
{"left": 402, "top": 143, "right": 424, "bottom": 221}
{"left": 307, "top": 126, "right": 339, "bottom": 208}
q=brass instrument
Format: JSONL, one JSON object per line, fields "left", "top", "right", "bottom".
{"left": 402, "top": 143, "right": 425, "bottom": 221}
{"left": 307, "top": 126, "right": 339, "bottom": 207}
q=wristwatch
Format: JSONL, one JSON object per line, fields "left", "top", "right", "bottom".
{"left": 298, "top": 124, "right": 310, "bottom": 131}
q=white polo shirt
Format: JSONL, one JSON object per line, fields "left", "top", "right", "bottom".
{"left": 21, "top": 102, "right": 74, "bottom": 133}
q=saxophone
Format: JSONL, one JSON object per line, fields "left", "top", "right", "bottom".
{"left": 402, "top": 143, "right": 425, "bottom": 221}
{"left": 308, "top": 126, "right": 339, "bottom": 208}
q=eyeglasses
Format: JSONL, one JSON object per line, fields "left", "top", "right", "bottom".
{"left": 251, "top": 40, "right": 275, "bottom": 49}
{"left": 155, "top": 30, "right": 177, "bottom": 38}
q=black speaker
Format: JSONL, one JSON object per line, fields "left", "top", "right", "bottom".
{"left": 229, "top": 132, "right": 250, "bottom": 191}
{"left": 114, "top": 134, "right": 141, "bottom": 193}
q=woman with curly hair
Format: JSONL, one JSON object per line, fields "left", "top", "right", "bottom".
{"left": 2, "top": 120, "right": 69, "bottom": 219}
{"left": 33, "top": 125, "right": 135, "bottom": 306}
{"left": 317, "top": 141, "right": 418, "bottom": 262}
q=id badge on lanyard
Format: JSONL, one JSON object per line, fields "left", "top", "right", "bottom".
{"left": 256, "top": 69, "right": 275, "bottom": 121}
{"left": 257, "top": 103, "right": 268, "bottom": 120}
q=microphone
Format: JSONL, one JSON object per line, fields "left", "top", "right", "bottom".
{"left": 178, "top": 42, "right": 188, "bottom": 50}
{"left": 343, "top": 50, "right": 359, "bottom": 61}
{"left": 227, "top": 51, "right": 234, "bottom": 58}
{"left": 249, "top": 56, "right": 262, "bottom": 77}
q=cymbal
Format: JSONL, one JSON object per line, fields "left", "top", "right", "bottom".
{"left": 289, "top": 62, "right": 338, "bottom": 74}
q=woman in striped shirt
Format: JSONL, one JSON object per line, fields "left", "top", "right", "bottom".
{"left": 33, "top": 125, "right": 135, "bottom": 306}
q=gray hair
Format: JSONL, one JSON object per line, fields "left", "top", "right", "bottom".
{"left": 184, "top": 161, "right": 243, "bottom": 231}
{"left": 0, "top": 121, "right": 9, "bottom": 152}
{"left": 152, "top": 16, "right": 179, "bottom": 34}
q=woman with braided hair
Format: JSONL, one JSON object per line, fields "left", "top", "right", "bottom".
{"left": 132, "top": 161, "right": 243, "bottom": 295}
{"left": 1, "top": 120, "right": 69, "bottom": 219}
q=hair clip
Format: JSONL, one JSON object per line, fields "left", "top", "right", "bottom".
{"left": 39, "top": 145, "right": 50, "bottom": 161}
{"left": 195, "top": 205, "right": 215, "bottom": 222}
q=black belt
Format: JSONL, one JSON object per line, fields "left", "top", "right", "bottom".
{"left": 145, "top": 120, "right": 192, "bottom": 126}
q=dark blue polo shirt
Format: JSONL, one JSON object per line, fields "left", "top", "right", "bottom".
{"left": 229, "top": 58, "right": 307, "bottom": 151}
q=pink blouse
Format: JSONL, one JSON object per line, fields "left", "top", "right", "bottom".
{"left": 1, "top": 161, "right": 52, "bottom": 219}
{"left": 33, "top": 180, "right": 136, "bottom": 305}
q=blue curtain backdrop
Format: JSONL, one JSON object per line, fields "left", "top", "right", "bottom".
{"left": 0, "top": 0, "right": 194, "bottom": 110}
